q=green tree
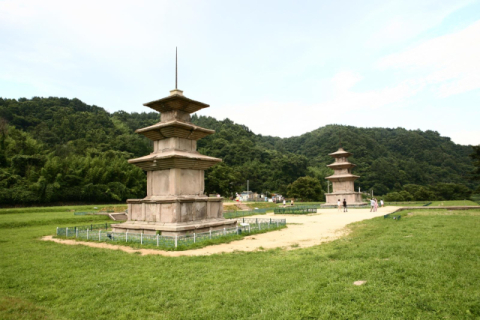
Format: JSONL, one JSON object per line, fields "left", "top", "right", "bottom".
{"left": 287, "top": 176, "right": 323, "bottom": 201}
{"left": 204, "top": 163, "right": 243, "bottom": 197}
{"left": 470, "top": 145, "right": 480, "bottom": 182}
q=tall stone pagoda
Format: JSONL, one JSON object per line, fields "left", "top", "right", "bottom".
{"left": 323, "top": 148, "right": 366, "bottom": 207}
{"left": 112, "top": 62, "right": 235, "bottom": 235}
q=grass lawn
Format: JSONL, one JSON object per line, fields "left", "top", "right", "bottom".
{"left": 1, "top": 207, "right": 480, "bottom": 319}
{"left": 385, "top": 202, "right": 431, "bottom": 207}
{"left": 428, "top": 200, "right": 478, "bottom": 206}
{"left": 0, "top": 205, "right": 111, "bottom": 229}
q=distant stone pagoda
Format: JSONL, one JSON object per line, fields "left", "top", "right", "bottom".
{"left": 323, "top": 148, "right": 367, "bottom": 207}
{"left": 112, "top": 86, "right": 236, "bottom": 236}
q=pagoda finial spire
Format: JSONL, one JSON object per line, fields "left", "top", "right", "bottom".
{"left": 175, "top": 47, "right": 178, "bottom": 89}
{"left": 169, "top": 47, "right": 183, "bottom": 96}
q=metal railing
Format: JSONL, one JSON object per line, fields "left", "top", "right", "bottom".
{"left": 56, "top": 223, "right": 113, "bottom": 236}
{"left": 73, "top": 211, "right": 96, "bottom": 215}
{"left": 274, "top": 206, "right": 318, "bottom": 214}
{"left": 384, "top": 201, "right": 431, "bottom": 206}
{"left": 55, "top": 218, "right": 287, "bottom": 250}
{"left": 223, "top": 208, "right": 268, "bottom": 219}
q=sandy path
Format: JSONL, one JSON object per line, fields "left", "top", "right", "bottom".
{"left": 42, "top": 207, "right": 400, "bottom": 257}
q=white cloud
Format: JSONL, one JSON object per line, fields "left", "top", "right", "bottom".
{"left": 331, "top": 71, "right": 363, "bottom": 92}
{"left": 365, "top": 0, "right": 475, "bottom": 47}
{"left": 209, "top": 71, "right": 422, "bottom": 138}
{"left": 448, "top": 129, "right": 480, "bottom": 146}
{"left": 377, "top": 20, "right": 480, "bottom": 97}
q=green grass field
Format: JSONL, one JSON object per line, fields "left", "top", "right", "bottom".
{"left": 428, "top": 200, "right": 478, "bottom": 206}
{"left": 384, "top": 200, "right": 479, "bottom": 207}
{"left": 1, "top": 207, "right": 480, "bottom": 319}
{"left": 0, "top": 205, "right": 112, "bottom": 229}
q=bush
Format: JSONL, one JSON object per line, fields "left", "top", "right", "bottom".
{"left": 287, "top": 176, "right": 324, "bottom": 201}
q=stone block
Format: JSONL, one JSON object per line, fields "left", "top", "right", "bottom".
{"left": 194, "top": 201, "right": 207, "bottom": 220}
{"left": 131, "top": 204, "right": 142, "bottom": 220}
{"left": 180, "top": 202, "right": 193, "bottom": 222}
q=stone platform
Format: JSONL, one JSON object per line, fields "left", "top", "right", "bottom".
{"left": 112, "top": 196, "right": 236, "bottom": 236}
{"left": 111, "top": 219, "right": 236, "bottom": 236}
{"left": 324, "top": 192, "right": 367, "bottom": 207}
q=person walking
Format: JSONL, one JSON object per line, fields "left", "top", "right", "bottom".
{"left": 374, "top": 198, "right": 378, "bottom": 212}
{"left": 380, "top": 199, "right": 384, "bottom": 207}
{"left": 337, "top": 199, "right": 341, "bottom": 212}
{"left": 283, "top": 199, "right": 286, "bottom": 207}
{"left": 343, "top": 199, "right": 348, "bottom": 212}
{"left": 370, "top": 198, "right": 375, "bottom": 212}
{"left": 291, "top": 199, "right": 294, "bottom": 206}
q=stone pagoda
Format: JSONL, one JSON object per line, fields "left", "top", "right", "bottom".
{"left": 112, "top": 87, "right": 236, "bottom": 236}
{"left": 323, "top": 147, "right": 366, "bottom": 207}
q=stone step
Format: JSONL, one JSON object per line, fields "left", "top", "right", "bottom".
{"left": 234, "top": 203, "right": 249, "bottom": 211}
{"left": 109, "top": 213, "right": 128, "bottom": 221}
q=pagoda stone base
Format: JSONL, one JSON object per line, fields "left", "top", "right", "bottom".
{"left": 322, "top": 192, "right": 368, "bottom": 208}
{"left": 111, "top": 197, "right": 236, "bottom": 236}
{"left": 111, "top": 219, "right": 237, "bottom": 236}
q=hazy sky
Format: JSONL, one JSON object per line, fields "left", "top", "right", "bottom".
{"left": 1, "top": 0, "right": 479, "bottom": 145}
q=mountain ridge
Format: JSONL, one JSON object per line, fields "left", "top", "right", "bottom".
{"left": 0, "top": 97, "right": 477, "bottom": 204}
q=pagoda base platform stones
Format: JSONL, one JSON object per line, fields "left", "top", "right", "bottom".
{"left": 111, "top": 81, "right": 237, "bottom": 237}
{"left": 112, "top": 197, "right": 236, "bottom": 236}
{"left": 323, "top": 147, "right": 368, "bottom": 208}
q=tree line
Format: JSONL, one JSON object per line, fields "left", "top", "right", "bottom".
{"left": 0, "top": 97, "right": 478, "bottom": 205}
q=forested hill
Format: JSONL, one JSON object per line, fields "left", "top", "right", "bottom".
{"left": 0, "top": 97, "right": 477, "bottom": 205}
{"left": 262, "top": 125, "right": 475, "bottom": 195}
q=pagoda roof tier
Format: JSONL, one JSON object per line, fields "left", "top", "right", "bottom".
{"left": 325, "top": 174, "right": 360, "bottom": 181}
{"left": 327, "top": 162, "right": 356, "bottom": 169}
{"left": 128, "top": 150, "right": 221, "bottom": 171}
{"left": 135, "top": 120, "right": 215, "bottom": 141}
{"left": 143, "top": 94, "right": 209, "bottom": 114}
{"left": 328, "top": 148, "right": 353, "bottom": 157}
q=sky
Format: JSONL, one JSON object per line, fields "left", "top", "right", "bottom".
{"left": 1, "top": 0, "right": 479, "bottom": 145}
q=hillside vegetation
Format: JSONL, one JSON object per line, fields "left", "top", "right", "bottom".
{"left": 0, "top": 97, "right": 477, "bottom": 205}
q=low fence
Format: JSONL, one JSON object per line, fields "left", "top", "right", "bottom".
{"left": 274, "top": 206, "right": 318, "bottom": 214}
{"left": 294, "top": 203, "right": 322, "bottom": 208}
{"left": 223, "top": 208, "right": 267, "bottom": 219}
{"left": 385, "top": 201, "right": 431, "bottom": 206}
{"left": 55, "top": 218, "right": 287, "bottom": 250}
{"left": 56, "top": 222, "right": 114, "bottom": 236}
{"left": 73, "top": 211, "right": 96, "bottom": 215}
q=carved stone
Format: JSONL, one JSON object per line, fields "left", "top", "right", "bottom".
{"left": 112, "top": 89, "right": 236, "bottom": 236}
{"left": 323, "top": 148, "right": 367, "bottom": 207}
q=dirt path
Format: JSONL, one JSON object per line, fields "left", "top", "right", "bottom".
{"left": 41, "top": 207, "right": 400, "bottom": 257}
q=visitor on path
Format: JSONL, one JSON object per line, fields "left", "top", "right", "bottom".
{"left": 343, "top": 199, "right": 348, "bottom": 212}
{"left": 283, "top": 199, "right": 286, "bottom": 207}
{"left": 374, "top": 198, "right": 378, "bottom": 212}
{"left": 337, "top": 199, "right": 341, "bottom": 212}
{"left": 370, "top": 198, "right": 375, "bottom": 212}
{"left": 380, "top": 199, "right": 384, "bottom": 207}
{"left": 291, "top": 199, "right": 294, "bottom": 206}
